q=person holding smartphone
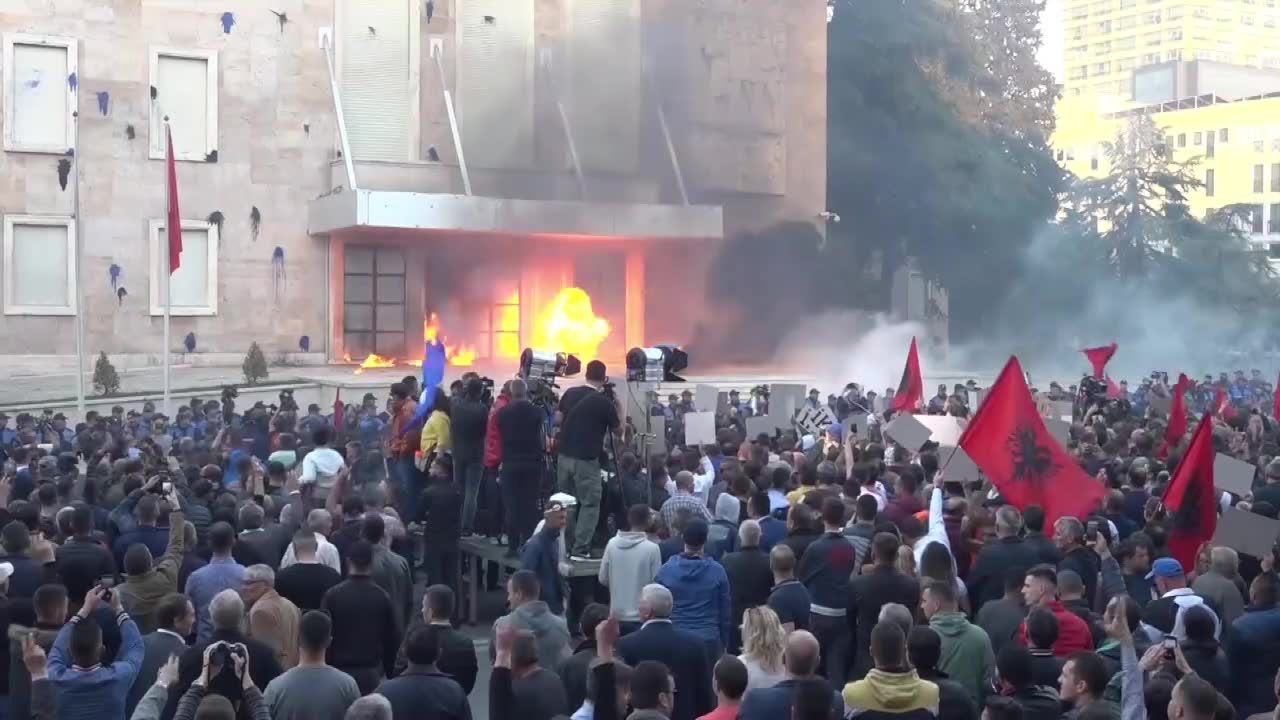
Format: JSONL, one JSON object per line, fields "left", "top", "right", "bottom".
{"left": 45, "top": 585, "right": 144, "bottom": 719}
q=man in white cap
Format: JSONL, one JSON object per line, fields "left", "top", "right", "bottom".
{"left": 522, "top": 494, "right": 576, "bottom": 615}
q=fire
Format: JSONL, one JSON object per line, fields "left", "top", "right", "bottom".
{"left": 422, "top": 313, "right": 476, "bottom": 367}
{"left": 532, "top": 287, "right": 611, "bottom": 360}
{"left": 348, "top": 353, "right": 396, "bottom": 375}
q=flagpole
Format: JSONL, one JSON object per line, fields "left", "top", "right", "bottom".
{"left": 70, "top": 40, "right": 86, "bottom": 419}
{"left": 162, "top": 116, "right": 172, "bottom": 417}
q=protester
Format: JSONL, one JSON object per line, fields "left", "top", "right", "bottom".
{"left": 1018, "top": 565, "right": 1094, "bottom": 656}
{"left": 184, "top": 521, "right": 245, "bottom": 644}
{"left": 1142, "top": 558, "right": 1220, "bottom": 641}
{"left": 242, "top": 564, "right": 301, "bottom": 670}
{"left": 966, "top": 506, "right": 1040, "bottom": 610}
{"left": 1025, "top": 607, "right": 1066, "bottom": 688}
{"left": 1191, "top": 547, "right": 1245, "bottom": 627}
{"left": 378, "top": 625, "right": 472, "bottom": 720}
{"left": 264, "top": 610, "right": 360, "bottom": 720}
{"left": 922, "top": 579, "right": 994, "bottom": 705}
{"left": 976, "top": 568, "right": 1029, "bottom": 657}
{"left": 850, "top": 532, "right": 922, "bottom": 679}
{"left": 655, "top": 520, "right": 732, "bottom": 659}
{"left": 739, "top": 630, "right": 841, "bottom": 720}
{"left": 721, "top": 519, "right": 773, "bottom": 647}
{"left": 560, "top": 604, "right": 608, "bottom": 713}
{"left": 46, "top": 585, "right": 143, "bottom": 720}
{"left": 274, "top": 529, "right": 342, "bottom": 611}
{"left": 395, "top": 585, "right": 477, "bottom": 693}
{"left": 907, "top": 626, "right": 979, "bottom": 720}
{"left": 737, "top": 606, "right": 787, "bottom": 692}
{"left": 798, "top": 496, "right": 857, "bottom": 681}
{"left": 509, "top": 629, "right": 569, "bottom": 720}
{"left": 321, "top": 540, "right": 399, "bottom": 694}
{"left": 1056, "top": 650, "right": 1110, "bottom": 718}
{"left": 994, "top": 645, "right": 1060, "bottom": 720}
{"left": 1227, "top": 570, "right": 1280, "bottom": 716}
{"left": 522, "top": 497, "right": 571, "bottom": 616}
{"left": 698, "top": 655, "right": 748, "bottom": 720}
{"left": 767, "top": 544, "right": 810, "bottom": 633}
{"left": 841, "top": 622, "right": 936, "bottom": 719}
{"left": 616, "top": 584, "right": 714, "bottom": 720}
{"left": 490, "top": 569, "right": 572, "bottom": 669}
{"left": 8, "top": 584, "right": 67, "bottom": 719}
{"left": 125, "top": 592, "right": 192, "bottom": 717}
{"left": 118, "top": 487, "right": 185, "bottom": 633}
{"left": 600, "top": 505, "right": 662, "bottom": 632}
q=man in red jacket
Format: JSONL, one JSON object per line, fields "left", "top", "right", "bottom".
{"left": 1017, "top": 564, "right": 1094, "bottom": 657}
{"left": 481, "top": 383, "right": 512, "bottom": 538}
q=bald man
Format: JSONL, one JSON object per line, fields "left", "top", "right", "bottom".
{"left": 738, "top": 631, "right": 845, "bottom": 720}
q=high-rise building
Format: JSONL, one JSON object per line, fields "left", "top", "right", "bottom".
{"left": 1061, "top": 0, "right": 1280, "bottom": 102}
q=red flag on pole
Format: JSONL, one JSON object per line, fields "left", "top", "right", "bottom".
{"left": 889, "top": 337, "right": 923, "bottom": 414}
{"left": 332, "top": 388, "right": 344, "bottom": 431}
{"left": 1273, "top": 372, "right": 1280, "bottom": 420}
{"left": 165, "top": 126, "right": 183, "bottom": 273}
{"left": 957, "top": 356, "right": 1107, "bottom": 527}
{"left": 1105, "top": 376, "right": 1121, "bottom": 400}
{"left": 1162, "top": 412, "right": 1217, "bottom": 571}
{"left": 1082, "top": 342, "right": 1118, "bottom": 378}
{"left": 1156, "top": 373, "right": 1190, "bottom": 459}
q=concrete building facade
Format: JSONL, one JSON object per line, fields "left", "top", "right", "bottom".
{"left": 0, "top": 0, "right": 827, "bottom": 375}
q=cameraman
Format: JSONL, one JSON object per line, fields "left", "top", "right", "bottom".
{"left": 453, "top": 378, "right": 490, "bottom": 536}
{"left": 498, "top": 378, "right": 545, "bottom": 556}
{"left": 556, "top": 360, "right": 621, "bottom": 561}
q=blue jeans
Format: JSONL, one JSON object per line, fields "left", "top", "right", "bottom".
{"left": 394, "top": 456, "right": 424, "bottom": 522}
{"left": 456, "top": 457, "right": 484, "bottom": 533}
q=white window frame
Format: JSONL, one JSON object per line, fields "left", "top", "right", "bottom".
{"left": 2, "top": 214, "right": 76, "bottom": 315}
{"left": 2, "top": 33, "right": 77, "bottom": 154}
{"left": 148, "top": 218, "right": 219, "bottom": 316}
{"left": 148, "top": 47, "right": 218, "bottom": 161}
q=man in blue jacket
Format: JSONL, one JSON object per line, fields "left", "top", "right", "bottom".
{"left": 47, "top": 584, "right": 144, "bottom": 720}
{"left": 521, "top": 497, "right": 572, "bottom": 615}
{"left": 656, "top": 520, "right": 731, "bottom": 659}
{"left": 1228, "top": 570, "right": 1280, "bottom": 717}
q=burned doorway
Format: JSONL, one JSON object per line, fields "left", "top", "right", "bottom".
{"left": 343, "top": 245, "right": 406, "bottom": 357}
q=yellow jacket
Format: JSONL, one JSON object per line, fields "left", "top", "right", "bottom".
{"left": 419, "top": 409, "right": 452, "bottom": 461}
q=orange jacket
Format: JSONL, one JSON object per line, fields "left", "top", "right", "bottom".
{"left": 388, "top": 398, "right": 420, "bottom": 457}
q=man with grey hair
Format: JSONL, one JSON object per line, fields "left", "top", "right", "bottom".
{"left": 617, "top": 584, "right": 715, "bottom": 720}
{"left": 966, "top": 504, "right": 1040, "bottom": 609}
{"left": 243, "top": 564, "right": 301, "bottom": 669}
{"left": 234, "top": 502, "right": 280, "bottom": 570}
{"left": 722, "top": 518, "right": 772, "bottom": 651}
{"left": 162, "top": 588, "right": 284, "bottom": 718}
{"left": 344, "top": 694, "right": 393, "bottom": 720}
{"left": 1054, "top": 515, "right": 1101, "bottom": 607}
{"left": 878, "top": 602, "right": 914, "bottom": 638}
{"left": 280, "top": 508, "right": 342, "bottom": 572}
{"left": 1192, "top": 545, "right": 1245, "bottom": 625}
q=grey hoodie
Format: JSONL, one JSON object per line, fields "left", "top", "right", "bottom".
{"left": 489, "top": 601, "right": 572, "bottom": 667}
{"left": 600, "top": 531, "right": 662, "bottom": 622}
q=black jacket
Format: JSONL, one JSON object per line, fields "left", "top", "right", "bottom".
{"left": 1180, "top": 639, "right": 1229, "bottom": 691}
{"left": 394, "top": 618, "right": 478, "bottom": 694}
{"left": 798, "top": 532, "right": 858, "bottom": 612}
{"left": 497, "top": 400, "right": 546, "bottom": 466}
{"left": 616, "top": 621, "right": 713, "bottom": 720}
{"left": 452, "top": 398, "right": 490, "bottom": 464}
{"left": 917, "top": 668, "right": 978, "bottom": 720}
{"left": 1058, "top": 547, "right": 1101, "bottom": 608}
{"left": 1023, "top": 532, "right": 1062, "bottom": 566}
{"left": 848, "top": 565, "right": 921, "bottom": 680}
{"left": 1028, "top": 650, "right": 1063, "bottom": 689}
{"left": 557, "top": 639, "right": 597, "bottom": 712}
{"left": 722, "top": 547, "right": 774, "bottom": 628}
{"left": 322, "top": 575, "right": 401, "bottom": 676}
{"left": 966, "top": 537, "right": 1042, "bottom": 610}
{"left": 377, "top": 667, "right": 472, "bottom": 720}
{"left": 781, "top": 528, "right": 821, "bottom": 563}
{"left": 1062, "top": 598, "right": 1105, "bottom": 648}
{"left": 55, "top": 536, "right": 117, "bottom": 603}
{"left": 1008, "top": 685, "right": 1062, "bottom": 720}
{"left": 162, "top": 628, "right": 282, "bottom": 720}
{"left": 234, "top": 530, "right": 284, "bottom": 570}
{"left": 0, "top": 554, "right": 46, "bottom": 599}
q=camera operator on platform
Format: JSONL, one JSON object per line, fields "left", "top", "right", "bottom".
{"left": 556, "top": 360, "right": 621, "bottom": 561}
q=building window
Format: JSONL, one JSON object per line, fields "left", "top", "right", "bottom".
{"left": 1207, "top": 132, "right": 1216, "bottom": 158}
{"left": 1194, "top": 131, "right": 1203, "bottom": 146}
{"left": 148, "top": 48, "right": 218, "bottom": 161}
{"left": 2, "top": 214, "right": 76, "bottom": 315}
{"left": 1271, "top": 203, "right": 1280, "bottom": 234}
{"left": 1116, "top": 37, "right": 1137, "bottom": 50}
{"left": 1253, "top": 206, "right": 1267, "bottom": 234}
{"left": 1142, "top": 52, "right": 1161, "bottom": 64}
{"left": 1178, "top": 133, "right": 1187, "bottom": 147}
{"left": 2, "top": 34, "right": 77, "bottom": 154}
{"left": 1207, "top": 169, "right": 1215, "bottom": 196}
{"left": 1145, "top": 32, "right": 1162, "bottom": 45}
{"left": 1220, "top": 129, "right": 1229, "bottom": 143}
{"left": 148, "top": 219, "right": 219, "bottom": 316}
{"left": 1167, "top": 50, "right": 1183, "bottom": 61}
{"left": 1273, "top": 163, "right": 1280, "bottom": 192}
{"left": 1091, "top": 156, "right": 1100, "bottom": 171}
{"left": 1169, "top": 28, "right": 1183, "bottom": 40}
{"left": 1094, "top": 62, "right": 1111, "bottom": 74}
{"left": 1116, "top": 15, "right": 1136, "bottom": 29}
{"left": 1144, "top": 10, "right": 1161, "bottom": 23}
{"left": 1070, "top": 66, "right": 1089, "bottom": 80}
{"left": 1097, "top": 20, "right": 1112, "bottom": 32}
{"left": 1168, "top": 5, "right": 1185, "bottom": 19}
{"left": 1119, "top": 0, "right": 1136, "bottom": 7}
{"left": 1256, "top": 165, "right": 1266, "bottom": 193}
{"left": 1243, "top": 13, "right": 1256, "bottom": 24}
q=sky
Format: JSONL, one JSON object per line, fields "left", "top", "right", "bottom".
{"left": 1039, "top": 0, "right": 1065, "bottom": 80}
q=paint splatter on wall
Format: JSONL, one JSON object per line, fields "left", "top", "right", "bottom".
{"left": 221, "top": 12, "right": 235, "bottom": 34}
{"left": 299, "top": 335, "right": 310, "bottom": 352}
{"left": 125, "top": 124, "right": 136, "bottom": 140}
{"left": 116, "top": 287, "right": 128, "bottom": 305}
{"left": 271, "top": 246, "right": 286, "bottom": 304}
{"left": 271, "top": 10, "right": 289, "bottom": 32}
{"left": 67, "top": 72, "right": 77, "bottom": 90}
{"left": 96, "top": 91, "right": 110, "bottom": 116}
{"left": 250, "top": 206, "right": 262, "bottom": 242}
{"left": 109, "top": 263, "right": 122, "bottom": 291}
{"left": 57, "top": 159, "right": 71, "bottom": 190}
{"left": 207, "top": 211, "right": 224, "bottom": 234}
{"left": 184, "top": 332, "right": 197, "bottom": 353}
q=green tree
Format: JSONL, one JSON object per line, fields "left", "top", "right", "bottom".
{"left": 242, "top": 342, "right": 269, "bottom": 385}
{"left": 826, "top": 0, "right": 1062, "bottom": 338}
{"left": 92, "top": 352, "right": 120, "bottom": 396}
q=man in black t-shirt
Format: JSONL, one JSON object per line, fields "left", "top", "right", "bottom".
{"left": 497, "top": 377, "right": 546, "bottom": 556}
{"left": 556, "top": 360, "right": 621, "bottom": 560}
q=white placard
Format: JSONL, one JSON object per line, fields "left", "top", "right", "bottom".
{"left": 917, "top": 416, "right": 965, "bottom": 447}
{"left": 884, "top": 413, "right": 932, "bottom": 450}
{"left": 794, "top": 405, "right": 835, "bottom": 436}
{"left": 684, "top": 411, "right": 717, "bottom": 446}
{"left": 1045, "top": 418, "right": 1071, "bottom": 447}
{"left": 939, "top": 445, "right": 982, "bottom": 484}
{"left": 1214, "top": 453, "right": 1257, "bottom": 497}
{"left": 694, "top": 384, "right": 719, "bottom": 414}
{"left": 1212, "top": 507, "right": 1280, "bottom": 558}
{"left": 745, "top": 415, "right": 775, "bottom": 438}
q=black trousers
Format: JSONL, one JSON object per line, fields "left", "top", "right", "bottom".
{"left": 501, "top": 462, "right": 541, "bottom": 550}
{"left": 810, "top": 613, "right": 850, "bottom": 682}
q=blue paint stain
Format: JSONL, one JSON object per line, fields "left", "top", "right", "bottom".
{"left": 299, "top": 335, "right": 311, "bottom": 352}
{"left": 96, "top": 91, "right": 110, "bottom": 115}
{"left": 184, "top": 332, "right": 197, "bottom": 353}
{"left": 67, "top": 72, "right": 77, "bottom": 90}
{"left": 271, "top": 246, "right": 286, "bottom": 304}
{"left": 108, "top": 263, "right": 122, "bottom": 290}
{"left": 221, "top": 11, "right": 235, "bottom": 34}
{"left": 24, "top": 77, "right": 39, "bottom": 89}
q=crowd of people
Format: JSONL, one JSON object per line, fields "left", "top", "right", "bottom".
{"left": 0, "top": 357, "right": 1278, "bottom": 720}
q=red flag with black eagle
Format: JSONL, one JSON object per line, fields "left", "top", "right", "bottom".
{"left": 1162, "top": 412, "right": 1217, "bottom": 571}
{"left": 957, "top": 356, "right": 1107, "bottom": 527}
{"left": 889, "top": 337, "right": 923, "bottom": 413}
{"left": 1156, "top": 373, "right": 1191, "bottom": 460}
{"left": 1082, "top": 342, "right": 1117, "bottom": 378}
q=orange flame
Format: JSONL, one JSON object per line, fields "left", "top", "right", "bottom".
{"left": 532, "top": 287, "right": 611, "bottom": 360}
{"left": 348, "top": 353, "right": 396, "bottom": 375}
{"left": 422, "top": 313, "right": 476, "bottom": 367}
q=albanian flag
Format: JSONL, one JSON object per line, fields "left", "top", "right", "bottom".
{"left": 1162, "top": 412, "right": 1217, "bottom": 571}
{"left": 1082, "top": 342, "right": 1118, "bottom": 378}
{"left": 889, "top": 337, "right": 923, "bottom": 414}
{"left": 1156, "top": 373, "right": 1191, "bottom": 460}
{"left": 958, "top": 356, "right": 1107, "bottom": 527}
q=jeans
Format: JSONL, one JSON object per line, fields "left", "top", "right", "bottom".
{"left": 501, "top": 461, "right": 541, "bottom": 551}
{"left": 557, "top": 455, "right": 602, "bottom": 557}
{"left": 809, "top": 612, "right": 850, "bottom": 682}
{"left": 456, "top": 456, "right": 484, "bottom": 533}
{"left": 393, "top": 456, "right": 424, "bottom": 522}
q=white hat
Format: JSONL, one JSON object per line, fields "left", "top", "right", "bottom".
{"left": 0, "top": 562, "right": 14, "bottom": 581}
{"left": 545, "top": 492, "right": 578, "bottom": 514}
